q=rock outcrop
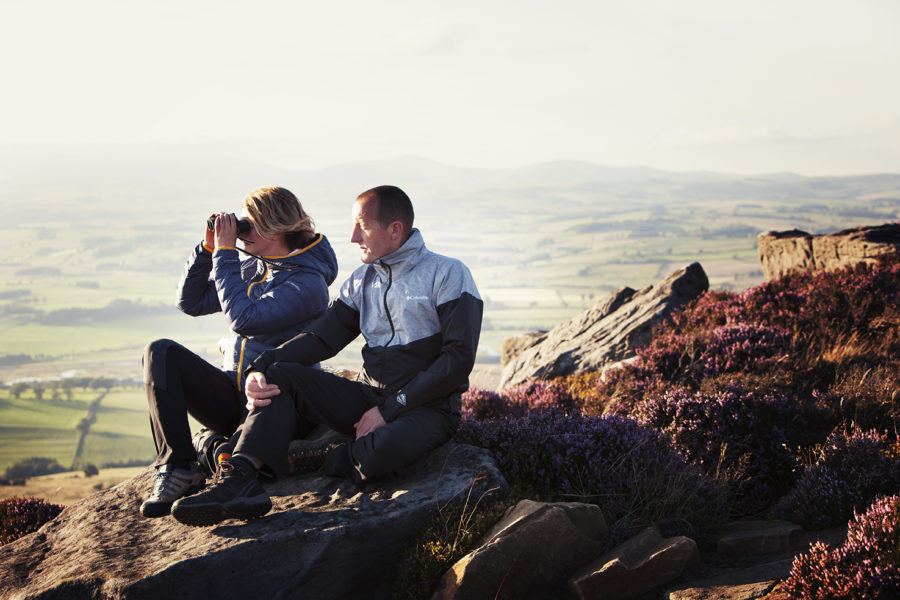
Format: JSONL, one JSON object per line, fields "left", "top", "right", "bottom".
{"left": 499, "top": 262, "right": 708, "bottom": 389}
{"left": 435, "top": 505, "right": 843, "bottom": 600}
{"left": 569, "top": 527, "right": 700, "bottom": 600}
{"left": 0, "top": 442, "right": 505, "bottom": 600}
{"left": 432, "top": 500, "right": 608, "bottom": 600}
{"left": 757, "top": 223, "right": 900, "bottom": 280}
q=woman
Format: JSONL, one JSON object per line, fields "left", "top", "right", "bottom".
{"left": 140, "top": 186, "right": 338, "bottom": 518}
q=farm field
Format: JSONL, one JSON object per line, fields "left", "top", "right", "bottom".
{"left": 0, "top": 466, "right": 145, "bottom": 506}
{"left": 0, "top": 386, "right": 153, "bottom": 474}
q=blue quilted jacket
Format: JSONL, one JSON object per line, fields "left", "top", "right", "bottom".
{"left": 175, "top": 233, "right": 339, "bottom": 389}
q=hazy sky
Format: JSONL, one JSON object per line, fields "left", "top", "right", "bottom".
{"left": 2, "top": 0, "right": 899, "bottom": 175}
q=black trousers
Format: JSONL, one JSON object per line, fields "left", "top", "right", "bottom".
{"left": 143, "top": 339, "right": 246, "bottom": 468}
{"left": 235, "top": 362, "right": 460, "bottom": 484}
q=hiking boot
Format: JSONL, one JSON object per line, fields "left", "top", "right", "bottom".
{"left": 170, "top": 455, "right": 271, "bottom": 527}
{"left": 286, "top": 439, "right": 343, "bottom": 475}
{"left": 191, "top": 428, "right": 234, "bottom": 479}
{"left": 140, "top": 463, "right": 205, "bottom": 518}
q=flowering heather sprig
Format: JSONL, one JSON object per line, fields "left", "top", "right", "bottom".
{"left": 501, "top": 379, "right": 579, "bottom": 415}
{"left": 461, "top": 380, "right": 578, "bottom": 421}
{"left": 773, "top": 426, "right": 900, "bottom": 529}
{"left": 456, "top": 409, "right": 726, "bottom": 542}
{"left": 0, "top": 496, "right": 64, "bottom": 545}
{"left": 460, "top": 388, "right": 507, "bottom": 421}
{"left": 784, "top": 494, "right": 900, "bottom": 599}
{"left": 632, "top": 386, "right": 800, "bottom": 514}
{"left": 634, "top": 322, "right": 794, "bottom": 388}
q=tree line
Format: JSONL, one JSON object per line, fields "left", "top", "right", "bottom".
{"left": 3, "top": 377, "right": 141, "bottom": 401}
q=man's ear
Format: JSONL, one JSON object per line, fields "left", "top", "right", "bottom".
{"left": 390, "top": 221, "right": 404, "bottom": 240}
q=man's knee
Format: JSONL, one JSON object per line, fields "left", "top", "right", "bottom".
{"left": 261, "top": 361, "right": 313, "bottom": 387}
{"left": 339, "top": 413, "right": 455, "bottom": 483}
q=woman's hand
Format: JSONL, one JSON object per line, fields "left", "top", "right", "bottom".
{"left": 211, "top": 212, "right": 238, "bottom": 249}
{"left": 244, "top": 371, "right": 281, "bottom": 411}
{"left": 204, "top": 214, "right": 218, "bottom": 249}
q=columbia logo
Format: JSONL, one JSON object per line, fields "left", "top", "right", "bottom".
{"left": 406, "top": 295, "right": 428, "bottom": 301}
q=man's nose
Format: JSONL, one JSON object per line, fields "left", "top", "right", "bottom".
{"left": 350, "top": 225, "right": 362, "bottom": 243}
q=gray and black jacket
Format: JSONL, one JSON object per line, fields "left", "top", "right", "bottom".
{"left": 248, "top": 229, "right": 483, "bottom": 421}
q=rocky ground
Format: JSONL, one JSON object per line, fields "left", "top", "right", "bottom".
{"left": 662, "top": 524, "right": 846, "bottom": 600}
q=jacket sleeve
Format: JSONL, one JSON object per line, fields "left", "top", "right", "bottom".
{"left": 246, "top": 299, "right": 361, "bottom": 377}
{"left": 380, "top": 291, "right": 483, "bottom": 422}
{"left": 175, "top": 243, "right": 222, "bottom": 316}
{"left": 212, "top": 249, "right": 330, "bottom": 336}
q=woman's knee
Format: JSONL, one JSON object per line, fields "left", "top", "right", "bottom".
{"left": 143, "top": 339, "right": 200, "bottom": 389}
{"left": 143, "top": 339, "right": 180, "bottom": 386}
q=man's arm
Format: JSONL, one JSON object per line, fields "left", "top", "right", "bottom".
{"left": 244, "top": 298, "right": 361, "bottom": 377}
{"left": 379, "top": 291, "right": 483, "bottom": 422}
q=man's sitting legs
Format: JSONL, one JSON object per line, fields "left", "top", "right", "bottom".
{"left": 170, "top": 363, "right": 368, "bottom": 526}
{"left": 169, "top": 363, "right": 460, "bottom": 526}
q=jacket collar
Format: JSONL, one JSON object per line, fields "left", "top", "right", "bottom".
{"left": 374, "top": 228, "right": 426, "bottom": 277}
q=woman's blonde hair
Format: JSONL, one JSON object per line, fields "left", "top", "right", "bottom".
{"left": 242, "top": 186, "right": 315, "bottom": 250}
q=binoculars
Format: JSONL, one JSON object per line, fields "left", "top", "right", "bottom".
{"left": 207, "top": 214, "right": 251, "bottom": 234}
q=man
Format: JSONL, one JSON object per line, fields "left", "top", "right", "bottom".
{"left": 171, "top": 185, "right": 483, "bottom": 526}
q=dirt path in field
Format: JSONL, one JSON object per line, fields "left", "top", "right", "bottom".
{"left": 71, "top": 392, "right": 107, "bottom": 469}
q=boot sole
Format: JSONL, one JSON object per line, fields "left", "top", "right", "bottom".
{"left": 171, "top": 494, "right": 272, "bottom": 527}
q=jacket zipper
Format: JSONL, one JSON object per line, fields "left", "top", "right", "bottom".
{"left": 238, "top": 262, "right": 267, "bottom": 391}
{"left": 380, "top": 261, "right": 395, "bottom": 386}
{"left": 237, "top": 337, "right": 247, "bottom": 390}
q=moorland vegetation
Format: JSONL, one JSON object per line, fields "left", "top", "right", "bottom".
{"left": 396, "top": 258, "right": 900, "bottom": 599}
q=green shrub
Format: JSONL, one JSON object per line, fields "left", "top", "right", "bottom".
{"left": 4, "top": 457, "right": 66, "bottom": 480}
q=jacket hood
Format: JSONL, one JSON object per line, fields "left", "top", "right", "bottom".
{"left": 263, "top": 233, "right": 339, "bottom": 286}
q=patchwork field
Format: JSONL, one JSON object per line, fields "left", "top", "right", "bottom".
{"left": 0, "top": 387, "right": 153, "bottom": 474}
{"left": 2, "top": 157, "right": 898, "bottom": 477}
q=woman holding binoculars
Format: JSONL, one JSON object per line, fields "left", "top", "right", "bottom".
{"left": 139, "top": 186, "right": 338, "bottom": 518}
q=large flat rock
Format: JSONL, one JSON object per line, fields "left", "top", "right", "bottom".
{"left": 0, "top": 442, "right": 505, "bottom": 600}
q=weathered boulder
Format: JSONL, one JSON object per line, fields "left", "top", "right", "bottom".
{"left": 500, "top": 330, "right": 547, "bottom": 367}
{"left": 757, "top": 223, "right": 900, "bottom": 280}
{"left": 568, "top": 526, "right": 699, "bottom": 600}
{"left": 0, "top": 442, "right": 505, "bottom": 600}
{"left": 499, "top": 262, "right": 708, "bottom": 389}
{"left": 432, "top": 500, "right": 608, "bottom": 600}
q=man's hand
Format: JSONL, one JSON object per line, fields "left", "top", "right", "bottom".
{"left": 244, "top": 371, "right": 281, "bottom": 411}
{"left": 354, "top": 406, "right": 386, "bottom": 440}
